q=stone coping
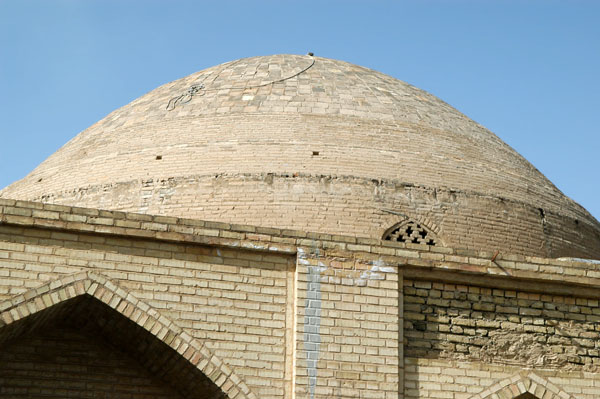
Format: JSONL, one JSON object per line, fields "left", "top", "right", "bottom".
{"left": 1, "top": 198, "right": 600, "bottom": 291}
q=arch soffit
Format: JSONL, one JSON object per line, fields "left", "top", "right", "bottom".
{"left": 468, "top": 371, "right": 575, "bottom": 399}
{"left": 0, "top": 270, "right": 256, "bottom": 399}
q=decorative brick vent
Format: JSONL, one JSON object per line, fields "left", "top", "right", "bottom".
{"left": 383, "top": 220, "right": 438, "bottom": 245}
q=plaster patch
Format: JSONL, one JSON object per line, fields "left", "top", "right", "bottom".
{"left": 356, "top": 259, "right": 394, "bottom": 285}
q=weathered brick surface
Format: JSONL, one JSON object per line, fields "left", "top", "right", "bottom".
{"left": 0, "top": 200, "right": 600, "bottom": 398}
{"left": 404, "top": 280, "right": 600, "bottom": 369}
{"left": 13, "top": 175, "right": 599, "bottom": 260}
{"left": 3, "top": 53, "right": 600, "bottom": 399}
{"left": 2, "top": 55, "right": 599, "bottom": 259}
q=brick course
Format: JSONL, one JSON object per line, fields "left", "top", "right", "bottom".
{"left": 2, "top": 55, "right": 599, "bottom": 259}
{"left": 0, "top": 199, "right": 599, "bottom": 398}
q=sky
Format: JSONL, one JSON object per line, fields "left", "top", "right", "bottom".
{"left": 0, "top": 1, "right": 598, "bottom": 220}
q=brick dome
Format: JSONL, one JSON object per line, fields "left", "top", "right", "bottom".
{"left": 2, "top": 54, "right": 599, "bottom": 258}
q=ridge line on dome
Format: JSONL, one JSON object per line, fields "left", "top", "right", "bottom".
{"left": 22, "top": 172, "right": 598, "bottom": 228}
{"left": 166, "top": 55, "right": 315, "bottom": 111}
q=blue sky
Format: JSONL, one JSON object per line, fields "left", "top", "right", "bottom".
{"left": 0, "top": 1, "right": 599, "bottom": 220}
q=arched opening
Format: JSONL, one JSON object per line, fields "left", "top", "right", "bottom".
{"left": 0, "top": 295, "right": 225, "bottom": 398}
{"left": 467, "top": 372, "right": 574, "bottom": 399}
{"left": 515, "top": 394, "right": 538, "bottom": 399}
{"left": 0, "top": 272, "right": 255, "bottom": 399}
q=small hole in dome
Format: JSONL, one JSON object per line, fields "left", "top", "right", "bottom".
{"left": 156, "top": 155, "right": 162, "bottom": 160}
{"left": 37, "top": 178, "right": 42, "bottom": 183}
{"left": 312, "top": 151, "right": 320, "bottom": 156}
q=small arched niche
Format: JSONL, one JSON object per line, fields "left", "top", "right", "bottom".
{"left": 382, "top": 220, "right": 439, "bottom": 246}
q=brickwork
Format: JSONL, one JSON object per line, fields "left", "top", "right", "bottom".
{"left": 0, "top": 272, "right": 251, "bottom": 399}
{"left": 0, "top": 200, "right": 600, "bottom": 398}
{"left": 0, "top": 236, "right": 292, "bottom": 399}
{"left": 2, "top": 55, "right": 599, "bottom": 259}
{"left": 1, "top": 199, "right": 599, "bottom": 291}
{"left": 0, "top": 325, "right": 183, "bottom": 398}
{"left": 2, "top": 53, "right": 600, "bottom": 399}
{"left": 405, "top": 359, "right": 600, "bottom": 399}
{"left": 0, "top": 228, "right": 294, "bottom": 398}
{"left": 15, "top": 174, "right": 598, "bottom": 259}
{"left": 404, "top": 279, "right": 600, "bottom": 369}
{"left": 294, "top": 247, "right": 400, "bottom": 399}
{"left": 403, "top": 279, "right": 600, "bottom": 398}
{"left": 469, "top": 370, "right": 577, "bottom": 399}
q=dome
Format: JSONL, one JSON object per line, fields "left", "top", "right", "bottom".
{"left": 2, "top": 54, "right": 599, "bottom": 259}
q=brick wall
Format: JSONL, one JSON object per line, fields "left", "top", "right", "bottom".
{"left": 405, "top": 359, "right": 600, "bottom": 399}
{"left": 0, "top": 324, "right": 183, "bottom": 398}
{"left": 1, "top": 200, "right": 600, "bottom": 399}
{"left": 0, "top": 223, "right": 294, "bottom": 399}
{"left": 404, "top": 279, "right": 600, "bottom": 398}
{"left": 404, "top": 279, "right": 600, "bottom": 369}
{"left": 16, "top": 174, "right": 600, "bottom": 259}
{"left": 294, "top": 248, "right": 400, "bottom": 399}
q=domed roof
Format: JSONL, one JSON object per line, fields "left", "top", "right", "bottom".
{"left": 2, "top": 54, "right": 599, "bottom": 258}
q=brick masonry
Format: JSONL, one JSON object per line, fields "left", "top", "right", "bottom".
{"left": 2, "top": 55, "right": 599, "bottom": 260}
{"left": 0, "top": 326, "right": 185, "bottom": 398}
{"left": 404, "top": 280, "right": 600, "bottom": 370}
{"left": 0, "top": 199, "right": 600, "bottom": 398}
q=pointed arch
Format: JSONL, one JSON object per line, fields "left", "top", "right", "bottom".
{"left": 468, "top": 371, "right": 575, "bottom": 399}
{"left": 0, "top": 271, "right": 256, "bottom": 399}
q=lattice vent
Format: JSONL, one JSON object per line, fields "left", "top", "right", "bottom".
{"left": 383, "top": 221, "right": 437, "bottom": 245}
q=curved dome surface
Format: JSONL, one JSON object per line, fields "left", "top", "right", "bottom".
{"left": 2, "top": 54, "right": 599, "bottom": 258}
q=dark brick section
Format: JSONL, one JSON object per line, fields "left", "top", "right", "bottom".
{"left": 0, "top": 325, "right": 183, "bottom": 398}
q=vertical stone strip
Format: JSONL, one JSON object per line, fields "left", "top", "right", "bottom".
{"left": 304, "top": 264, "right": 322, "bottom": 399}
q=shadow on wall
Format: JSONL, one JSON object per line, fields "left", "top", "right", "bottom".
{"left": 0, "top": 295, "right": 227, "bottom": 399}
